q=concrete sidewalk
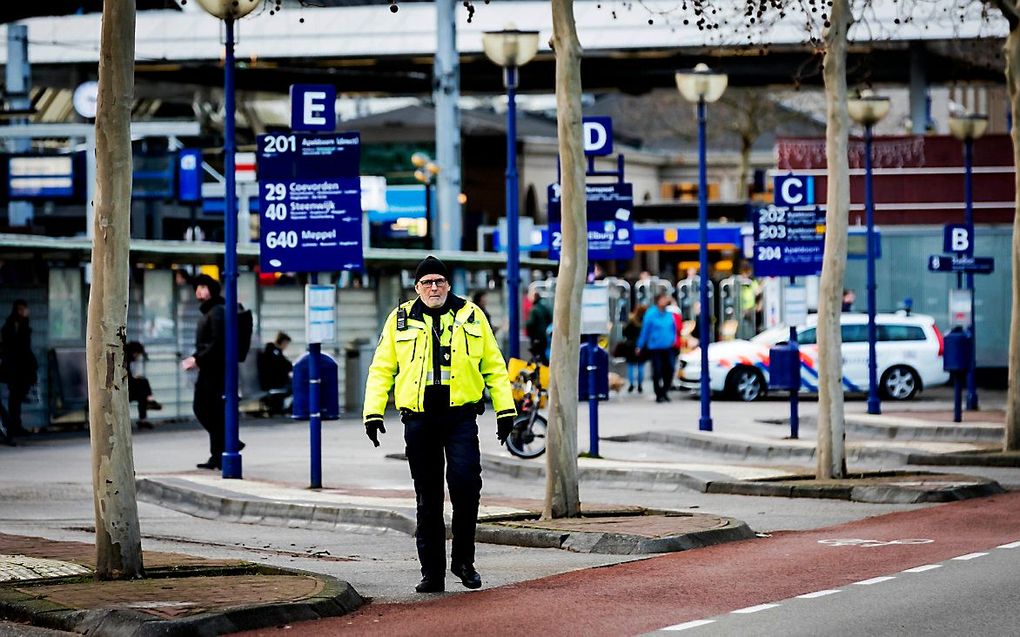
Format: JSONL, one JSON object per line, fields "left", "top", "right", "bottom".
{"left": 0, "top": 533, "right": 362, "bottom": 636}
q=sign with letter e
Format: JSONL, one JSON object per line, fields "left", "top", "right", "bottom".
{"left": 290, "top": 84, "right": 337, "bottom": 132}
{"left": 943, "top": 224, "right": 973, "bottom": 254}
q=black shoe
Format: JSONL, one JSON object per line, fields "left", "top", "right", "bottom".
{"left": 137, "top": 420, "right": 154, "bottom": 430}
{"left": 628, "top": 385, "right": 635, "bottom": 393}
{"left": 415, "top": 576, "right": 445, "bottom": 593}
{"left": 637, "top": 385, "right": 643, "bottom": 393}
{"left": 451, "top": 563, "right": 482, "bottom": 589}
{"left": 146, "top": 399, "right": 163, "bottom": 411}
{"left": 196, "top": 458, "right": 221, "bottom": 470}
{"left": 655, "top": 396, "right": 667, "bottom": 403}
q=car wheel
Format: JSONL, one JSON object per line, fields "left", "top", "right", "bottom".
{"left": 881, "top": 365, "right": 920, "bottom": 400}
{"left": 727, "top": 366, "right": 764, "bottom": 402}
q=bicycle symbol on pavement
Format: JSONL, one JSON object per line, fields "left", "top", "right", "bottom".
{"left": 818, "top": 538, "right": 934, "bottom": 548}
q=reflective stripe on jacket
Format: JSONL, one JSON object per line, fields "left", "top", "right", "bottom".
{"left": 362, "top": 295, "right": 516, "bottom": 420}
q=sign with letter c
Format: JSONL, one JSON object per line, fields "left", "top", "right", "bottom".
{"left": 774, "top": 174, "right": 815, "bottom": 207}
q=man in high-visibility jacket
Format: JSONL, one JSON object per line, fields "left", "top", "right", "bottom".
{"left": 363, "top": 255, "right": 516, "bottom": 593}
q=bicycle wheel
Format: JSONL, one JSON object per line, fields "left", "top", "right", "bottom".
{"left": 506, "top": 412, "right": 547, "bottom": 459}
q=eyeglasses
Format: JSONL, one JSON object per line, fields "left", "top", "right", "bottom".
{"left": 418, "top": 278, "right": 448, "bottom": 288}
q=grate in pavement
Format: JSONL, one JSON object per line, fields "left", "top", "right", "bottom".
{"left": 0, "top": 555, "right": 92, "bottom": 582}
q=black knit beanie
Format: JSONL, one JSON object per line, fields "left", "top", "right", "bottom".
{"left": 414, "top": 255, "right": 449, "bottom": 282}
{"left": 192, "top": 273, "right": 221, "bottom": 298}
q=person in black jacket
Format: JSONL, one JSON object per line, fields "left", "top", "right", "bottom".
{"left": 0, "top": 300, "right": 37, "bottom": 441}
{"left": 257, "top": 332, "right": 293, "bottom": 415}
{"left": 181, "top": 275, "right": 228, "bottom": 469}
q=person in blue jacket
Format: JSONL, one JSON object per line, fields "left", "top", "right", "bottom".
{"left": 635, "top": 293, "right": 680, "bottom": 403}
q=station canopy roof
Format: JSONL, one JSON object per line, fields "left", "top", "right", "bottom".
{"left": 1, "top": 0, "right": 1006, "bottom": 100}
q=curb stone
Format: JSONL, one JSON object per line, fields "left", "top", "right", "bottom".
{"left": 602, "top": 430, "right": 1003, "bottom": 466}
{"left": 476, "top": 513, "right": 755, "bottom": 555}
{"left": 136, "top": 477, "right": 418, "bottom": 535}
{"left": 759, "top": 414, "right": 1005, "bottom": 443}
{"left": 704, "top": 474, "right": 1004, "bottom": 503}
{"left": 137, "top": 477, "right": 754, "bottom": 554}
{"left": 480, "top": 454, "right": 712, "bottom": 493}
{"left": 482, "top": 454, "right": 1005, "bottom": 504}
{"left": 0, "top": 567, "right": 363, "bottom": 637}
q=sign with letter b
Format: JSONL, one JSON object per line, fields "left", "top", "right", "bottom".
{"left": 943, "top": 224, "right": 973, "bottom": 254}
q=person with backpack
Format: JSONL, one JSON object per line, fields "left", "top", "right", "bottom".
{"left": 181, "top": 274, "right": 243, "bottom": 469}
{"left": 0, "top": 300, "right": 37, "bottom": 441}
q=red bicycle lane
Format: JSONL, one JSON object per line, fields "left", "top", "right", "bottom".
{"left": 241, "top": 491, "right": 1020, "bottom": 637}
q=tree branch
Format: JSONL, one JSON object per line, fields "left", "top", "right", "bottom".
{"left": 990, "top": 0, "right": 1020, "bottom": 31}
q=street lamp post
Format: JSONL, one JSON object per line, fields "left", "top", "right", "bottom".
{"left": 676, "top": 63, "right": 727, "bottom": 433}
{"left": 195, "top": 0, "right": 262, "bottom": 478}
{"left": 949, "top": 112, "right": 988, "bottom": 411}
{"left": 412, "top": 152, "right": 441, "bottom": 250}
{"left": 848, "top": 90, "right": 891, "bottom": 416}
{"left": 482, "top": 26, "right": 539, "bottom": 360}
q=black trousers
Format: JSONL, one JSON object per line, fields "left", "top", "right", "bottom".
{"left": 193, "top": 375, "right": 225, "bottom": 459}
{"left": 649, "top": 349, "right": 675, "bottom": 400}
{"left": 129, "top": 376, "right": 153, "bottom": 420}
{"left": 402, "top": 410, "right": 482, "bottom": 578}
{"left": 5, "top": 381, "right": 31, "bottom": 432}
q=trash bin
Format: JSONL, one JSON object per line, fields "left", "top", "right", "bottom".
{"left": 345, "top": 338, "right": 377, "bottom": 413}
{"left": 943, "top": 327, "right": 973, "bottom": 373}
{"left": 578, "top": 341, "right": 609, "bottom": 401}
{"left": 292, "top": 352, "right": 340, "bottom": 420}
{"left": 768, "top": 342, "right": 801, "bottom": 391}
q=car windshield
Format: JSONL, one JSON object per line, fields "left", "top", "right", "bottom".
{"left": 752, "top": 327, "right": 792, "bottom": 346}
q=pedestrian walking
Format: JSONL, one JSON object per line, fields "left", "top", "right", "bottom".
{"left": 619, "top": 304, "right": 647, "bottom": 393}
{"left": 635, "top": 293, "right": 679, "bottom": 403}
{"left": 180, "top": 274, "right": 232, "bottom": 470}
{"left": 0, "top": 300, "right": 38, "bottom": 440}
{"left": 363, "top": 255, "right": 516, "bottom": 594}
{"left": 525, "top": 290, "right": 552, "bottom": 363}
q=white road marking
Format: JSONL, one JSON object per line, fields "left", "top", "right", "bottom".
{"left": 952, "top": 552, "right": 988, "bottom": 561}
{"left": 997, "top": 541, "right": 1020, "bottom": 549}
{"left": 731, "top": 603, "right": 781, "bottom": 614}
{"left": 853, "top": 576, "right": 897, "bottom": 586}
{"left": 661, "top": 619, "right": 716, "bottom": 632}
{"left": 796, "top": 589, "right": 842, "bottom": 599}
{"left": 902, "top": 564, "right": 942, "bottom": 573}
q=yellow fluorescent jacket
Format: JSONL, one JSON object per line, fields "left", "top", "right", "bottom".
{"left": 363, "top": 295, "right": 516, "bottom": 420}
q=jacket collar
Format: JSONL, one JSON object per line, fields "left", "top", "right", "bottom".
{"left": 200, "top": 296, "right": 225, "bottom": 314}
{"left": 408, "top": 294, "right": 467, "bottom": 322}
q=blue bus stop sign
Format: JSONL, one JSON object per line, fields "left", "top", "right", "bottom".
{"left": 257, "top": 132, "right": 364, "bottom": 273}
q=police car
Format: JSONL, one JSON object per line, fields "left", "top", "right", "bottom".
{"left": 676, "top": 313, "right": 949, "bottom": 402}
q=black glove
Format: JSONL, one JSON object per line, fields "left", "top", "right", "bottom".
{"left": 497, "top": 414, "right": 515, "bottom": 446}
{"left": 365, "top": 417, "right": 386, "bottom": 448}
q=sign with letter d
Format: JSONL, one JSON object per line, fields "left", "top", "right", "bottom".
{"left": 582, "top": 117, "right": 613, "bottom": 156}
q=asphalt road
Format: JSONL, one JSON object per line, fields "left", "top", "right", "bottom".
{"left": 238, "top": 491, "right": 1020, "bottom": 636}
{"left": 656, "top": 541, "right": 1020, "bottom": 636}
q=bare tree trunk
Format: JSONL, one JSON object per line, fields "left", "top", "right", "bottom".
{"left": 544, "top": 0, "right": 584, "bottom": 519}
{"left": 1005, "top": 24, "right": 1020, "bottom": 451}
{"left": 816, "top": 0, "right": 850, "bottom": 479}
{"left": 738, "top": 134, "right": 753, "bottom": 202}
{"left": 87, "top": 0, "right": 144, "bottom": 579}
